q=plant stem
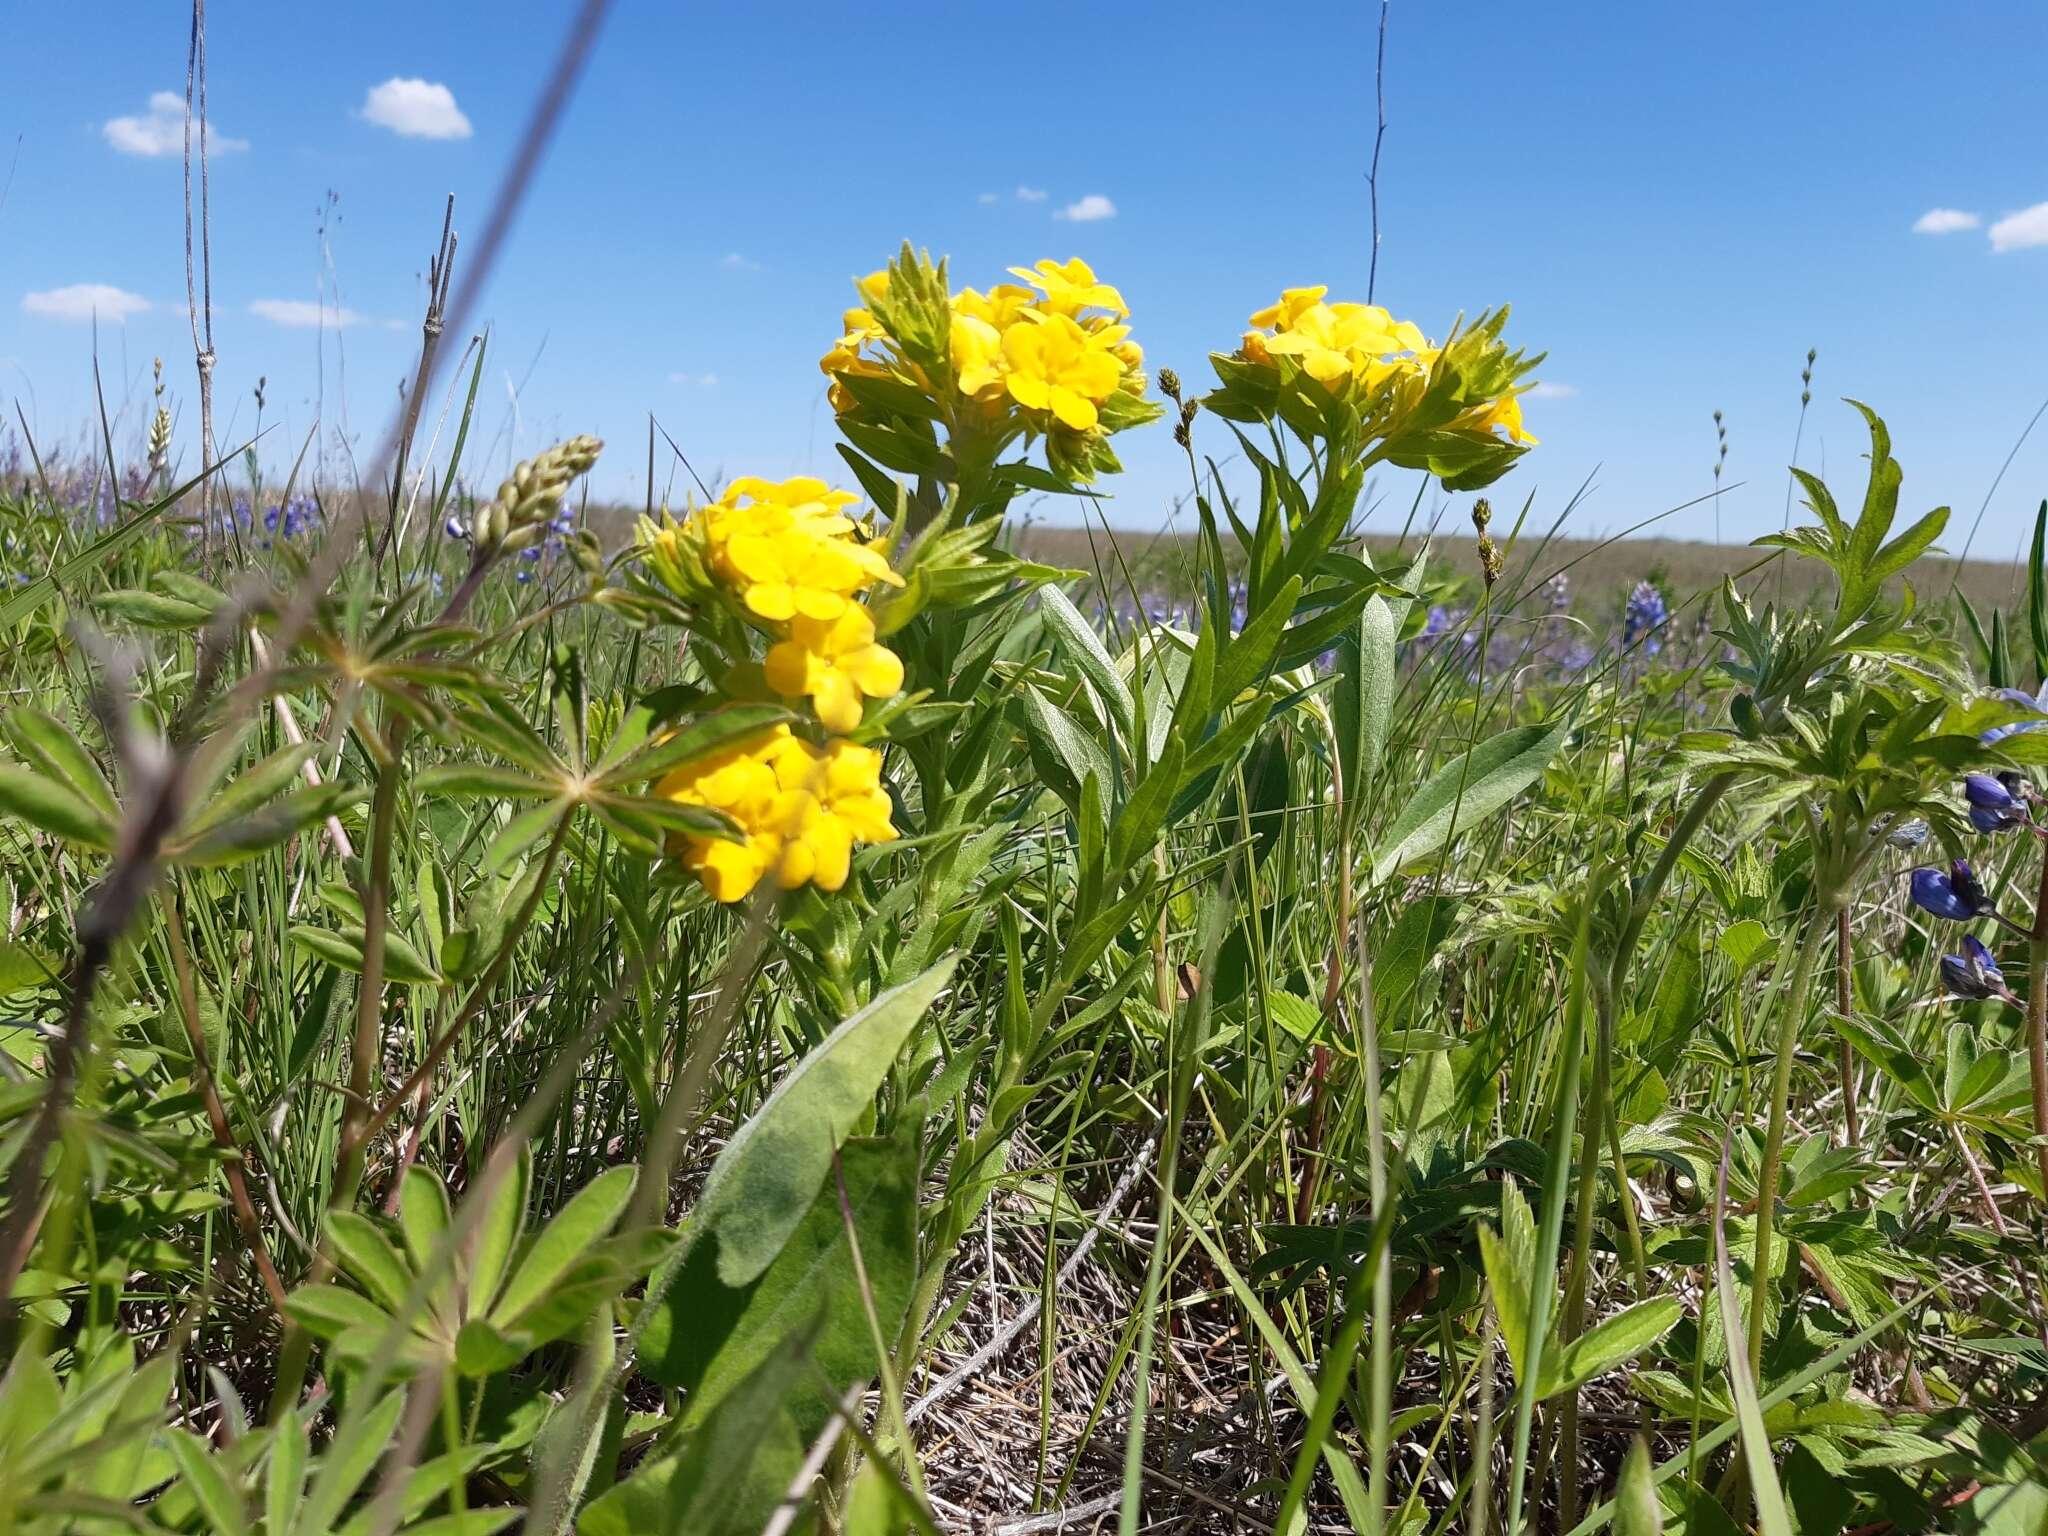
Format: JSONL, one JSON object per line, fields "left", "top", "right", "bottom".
{"left": 2028, "top": 850, "right": 2048, "bottom": 1203}
{"left": 1838, "top": 906, "right": 1859, "bottom": 1146}
{"left": 1747, "top": 898, "right": 1838, "bottom": 1370}
{"left": 1556, "top": 984, "right": 1618, "bottom": 1530}
{"left": 160, "top": 884, "right": 289, "bottom": 1318}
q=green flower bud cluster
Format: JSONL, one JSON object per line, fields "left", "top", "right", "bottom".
{"left": 470, "top": 435, "right": 604, "bottom": 559}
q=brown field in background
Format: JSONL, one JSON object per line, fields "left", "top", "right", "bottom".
{"left": 1009, "top": 524, "right": 2031, "bottom": 620}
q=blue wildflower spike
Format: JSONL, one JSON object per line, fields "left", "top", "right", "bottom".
{"left": 1623, "top": 580, "right": 1668, "bottom": 656}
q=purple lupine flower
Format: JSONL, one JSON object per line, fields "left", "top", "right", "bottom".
{"left": 1941, "top": 935, "right": 2012, "bottom": 1002}
{"left": 1622, "top": 581, "right": 1668, "bottom": 656}
{"left": 1910, "top": 860, "right": 1988, "bottom": 921}
{"left": 1964, "top": 772, "right": 2027, "bottom": 832}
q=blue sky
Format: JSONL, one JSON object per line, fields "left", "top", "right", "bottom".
{"left": 6, "top": 1, "right": 2048, "bottom": 557}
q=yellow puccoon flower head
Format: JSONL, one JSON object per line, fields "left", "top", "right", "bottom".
{"left": 763, "top": 604, "right": 906, "bottom": 733}
{"left": 767, "top": 735, "right": 899, "bottom": 893}
{"left": 1008, "top": 257, "right": 1128, "bottom": 319}
{"left": 819, "top": 246, "right": 1162, "bottom": 485}
{"left": 1003, "top": 313, "right": 1126, "bottom": 432}
{"left": 1252, "top": 295, "right": 1435, "bottom": 392}
{"left": 656, "top": 726, "right": 899, "bottom": 901}
{"left": 1218, "top": 286, "right": 1538, "bottom": 477}
{"left": 654, "top": 725, "right": 792, "bottom": 903}
{"left": 688, "top": 475, "right": 902, "bottom": 623}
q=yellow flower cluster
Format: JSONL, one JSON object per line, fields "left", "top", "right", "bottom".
{"left": 655, "top": 725, "right": 897, "bottom": 901}
{"left": 823, "top": 257, "right": 1149, "bottom": 438}
{"left": 1239, "top": 286, "right": 1536, "bottom": 445}
{"left": 648, "top": 476, "right": 906, "bottom": 900}
{"left": 686, "top": 475, "right": 902, "bottom": 623}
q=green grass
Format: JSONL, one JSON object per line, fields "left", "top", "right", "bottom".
{"left": 3, "top": 363, "right": 2048, "bottom": 1536}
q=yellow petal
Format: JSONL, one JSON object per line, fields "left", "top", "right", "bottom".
{"left": 744, "top": 583, "right": 796, "bottom": 622}
{"left": 813, "top": 669, "right": 863, "bottom": 733}
{"left": 1048, "top": 386, "right": 1099, "bottom": 432}
{"left": 843, "top": 644, "right": 904, "bottom": 697}
{"left": 763, "top": 640, "right": 813, "bottom": 696}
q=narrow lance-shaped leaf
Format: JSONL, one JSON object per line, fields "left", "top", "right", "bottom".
{"left": 1371, "top": 711, "right": 1573, "bottom": 886}
{"left": 690, "top": 955, "right": 959, "bottom": 1286}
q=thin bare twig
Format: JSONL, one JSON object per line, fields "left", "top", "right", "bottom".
{"left": 1366, "top": 0, "right": 1389, "bottom": 303}
{"left": 183, "top": 0, "right": 217, "bottom": 551}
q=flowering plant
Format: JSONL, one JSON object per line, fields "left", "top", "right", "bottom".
{"left": 1203, "top": 287, "right": 1539, "bottom": 488}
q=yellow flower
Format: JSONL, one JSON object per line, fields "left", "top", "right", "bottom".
{"left": 950, "top": 312, "right": 1006, "bottom": 399}
{"left": 656, "top": 727, "right": 898, "bottom": 901}
{"left": 763, "top": 604, "right": 905, "bottom": 732}
{"left": 690, "top": 476, "right": 901, "bottom": 622}
{"left": 953, "top": 283, "right": 1040, "bottom": 329}
{"left": 1003, "top": 313, "right": 1125, "bottom": 431}
{"left": 655, "top": 726, "right": 791, "bottom": 903}
{"left": 1463, "top": 391, "right": 1538, "bottom": 445}
{"left": 1248, "top": 285, "right": 1330, "bottom": 332}
{"left": 1008, "top": 257, "right": 1128, "bottom": 318}
{"left": 765, "top": 736, "right": 898, "bottom": 893}
{"left": 1241, "top": 287, "right": 1436, "bottom": 396}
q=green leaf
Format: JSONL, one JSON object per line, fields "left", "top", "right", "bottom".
{"left": 295, "top": 1389, "right": 406, "bottom": 1536}
{"left": 94, "top": 589, "right": 214, "bottom": 628}
{"left": 1479, "top": 1178, "right": 1539, "bottom": 1384}
{"left": 469, "top": 1146, "right": 531, "bottom": 1316}
{"left": 289, "top": 924, "right": 442, "bottom": 987}
{"left": 324, "top": 1212, "right": 416, "bottom": 1315}
{"left": 168, "top": 1427, "right": 249, "bottom": 1536}
{"left": 1371, "top": 713, "right": 1572, "bottom": 886}
{"left": 266, "top": 1414, "right": 308, "bottom": 1536}
{"left": 1614, "top": 1437, "right": 1663, "bottom": 1536}
{"left": 171, "top": 783, "right": 365, "bottom": 867}
{"left": 1333, "top": 592, "right": 1399, "bottom": 802}
{"left": 490, "top": 1164, "right": 634, "bottom": 1327}
{"left": 1039, "top": 586, "right": 1135, "bottom": 743}
{"left": 0, "top": 762, "right": 115, "bottom": 850}
{"left": 1, "top": 708, "right": 116, "bottom": 819}
{"left": 281, "top": 1283, "right": 394, "bottom": 1344}
{"left": 414, "top": 763, "right": 558, "bottom": 799}
{"left": 642, "top": 1131, "right": 916, "bottom": 1441}
{"left": 1714, "top": 1166, "right": 1794, "bottom": 1536}
{"left": 691, "top": 956, "right": 958, "bottom": 1287}
{"left": 1537, "top": 1297, "right": 1681, "bottom": 1398}
{"left": 582, "top": 1320, "right": 818, "bottom": 1536}
{"left": 598, "top": 703, "right": 794, "bottom": 788}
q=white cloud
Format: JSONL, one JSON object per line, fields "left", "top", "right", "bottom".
{"left": 1525, "top": 381, "right": 1578, "bottom": 400}
{"left": 103, "top": 90, "right": 247, "bottom": 157}
{"left": 249, "top": 298, "right": 368, "bottom": 329}
{"left": 977, "top": 191, "right": 999, "bottom": 205}
{"left": 667, "top": 370, "right": 719, "bottom": 387}
{"left": 1054, "top": 194, "right": 1117, "bottom": 223}
{"left": 1015, "top": 185, "right": 1047, "bottom": 203}
{"left": 1912, "top": 207, "right": 1981, "bottom": 235}
{"left": 22, "top": 283, "right": 151, "bottom": 322}
{"left": 1989, "top": 201, "right": 2048, "bottom": 253}
{"left": 360, "top": 78, "right": 472, "bottom": 140}
{"left": 719, "top": 252, "right": 761, "bottom": 272}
